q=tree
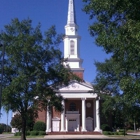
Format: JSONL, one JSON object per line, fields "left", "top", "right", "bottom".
{"left": 94, "top": 58, "right": 140, "bottom": 131}
{"left": 83, "top": 0, "right": 140, "bottom": 129}
{"left": 0, "top": 124, "right": 4, "bottom": 134}
{"left": 0, "top": 18, "right": 79, "bottom": 140}
{"left": 11, "top": 114, "right": 22, "bottom": 132}
{"left": 11, "top": 108, "right": 38, "bottom": 132}
{"left": 0, "top": 123, "right": 11, "bottom": 133}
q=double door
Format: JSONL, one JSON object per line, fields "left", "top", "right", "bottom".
{"left": 68, "top": 119, "right": 77, "bottom": 131}
{"left": 52, "top": 121, "right": 59, "bottom": 132}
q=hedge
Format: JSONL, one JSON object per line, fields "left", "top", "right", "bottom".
{"left": 15, "top": 131, "right": 46, "bottom": 136}
{"left": 14, "top": 132, "right": 21, "bottom": 136}
{"left": 33, "top": 121, "right": 46, "bottom": 131}
{"left": 30, "top": 131, "right": 39, "bottom": 136}
{"left": 103, "top": 131, "right": 126, "bottom": 135}
{"left": 0, "top": 125, "right": 4, "bottom": 134}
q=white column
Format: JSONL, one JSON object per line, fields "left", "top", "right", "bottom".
{"left": 61, "top": 100, "right": 65, "bottom": 131}
{"left": 49, "top": 110, "right": 52, "bottom": 131}
{"left": 66, "top": 117, "right": 68, "bottom": 132}
{"left": 94, "top": 98, "right": 102, "bottom": 132}
{"left": 93, "top": 99, "right": 96, "bottom": 130}
{"left": 81, "top": 98, "right": 87, "bottom": 131}
{"left": 77, "top": 116, "right": 80, "bottom": 131}
{"left": 46, "top": 106, "right": 51, "bottom": 132}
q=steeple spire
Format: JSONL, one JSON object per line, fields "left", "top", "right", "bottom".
{"left": 63, "top": 0, "right": 84, "bottom": 79}
{"left": 65, "top": 0, "right": 78, "bottom": 36}
{"left": 67, "top": 0, "right": 76, "bottom": 25}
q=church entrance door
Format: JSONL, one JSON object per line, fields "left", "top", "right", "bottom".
{"left": 68, "top": 119, "right": 77, "bottom": 131}
{"left": 52, "top": 117, "right": 60, "bottom": 132}
{"left": 52, "top": 121, "right": 59, "bottom": 131}
{"left": 86, "top": 117, "right": 93, "bottom": 131}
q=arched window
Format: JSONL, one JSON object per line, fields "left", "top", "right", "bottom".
{"left": 69, "top": 102, "right": 76, "bottom": 111}
{"left": 70, "top": 40, "right": 75, "bottom": 55}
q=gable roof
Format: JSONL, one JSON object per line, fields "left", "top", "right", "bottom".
{"left": 58, "top": 81, "right": 94, "bottom": 93}
{"left": 57, "top": 81, "right": 97, "bottom": 99}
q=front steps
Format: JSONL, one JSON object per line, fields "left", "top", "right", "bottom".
{"left": 47, "top": 131, "right": 102, "bottom": 135}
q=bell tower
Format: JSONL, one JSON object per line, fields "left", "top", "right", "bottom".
{"left": 64, "top": 0, "right": 84, "bottom": 79}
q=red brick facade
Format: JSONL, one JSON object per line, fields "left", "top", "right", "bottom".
{"left": 37, "top": 99, "right": 95, "bottom": 129}
{"left": 73, "top": 72, "right": 83, "bottom": 79}
{"left": 37, "top": 99, "right": 112, "bottom": 131}
{"left": 36, "top": 109, "right": 46, "bottom": 123}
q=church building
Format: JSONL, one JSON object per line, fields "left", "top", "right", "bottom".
{"left": 37, "top": 0, "right": 102, "bottom": 133}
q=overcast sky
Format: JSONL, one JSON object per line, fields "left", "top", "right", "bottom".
{"left": 0, "top": 0, "right": 110, "bottom": 125}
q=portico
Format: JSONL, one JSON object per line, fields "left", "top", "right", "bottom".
{"left": 46, "top": 82, "right": 102, "bottom": 133}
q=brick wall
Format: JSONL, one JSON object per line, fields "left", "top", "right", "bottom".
{"left": 73, "top": 72, "right": 83, "bottom": 79}
{"left": 36, "top": 109, "right": 46, "bottom": 123}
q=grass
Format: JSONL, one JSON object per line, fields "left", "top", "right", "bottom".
{"left": 11, "top": 135, "right": 44, "bottom": 138}
{"left": 2, "top": 132, "right": 12, "bottom": 134}
{"left": 108, "top": 135, "right": 140, "bottom": 139}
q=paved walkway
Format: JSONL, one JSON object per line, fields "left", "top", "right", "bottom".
{"left": 44, "top": 135, "right": 109, "bottom": 139}
{"left": 1, "top": 133, "right": 140, "bottom": 140}
{"left": 0, "top": 134, "right": 14, "bottom": 139}
{"left": 127, "top": 132, "right": 140, "bottom": 136}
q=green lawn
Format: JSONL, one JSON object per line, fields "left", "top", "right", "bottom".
{"left": 108, "top": 135, "right": 140, "bottom": 139}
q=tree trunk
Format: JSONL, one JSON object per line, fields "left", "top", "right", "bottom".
{"left": 21, "top": 117, "right": 26, "bottom": 140}
{"left": 134, "top": 118, "right": 136, "bottom": 132}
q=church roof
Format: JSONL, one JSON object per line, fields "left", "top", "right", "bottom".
{"left": 57, "top": 80, "right": 97, "bottom": 99}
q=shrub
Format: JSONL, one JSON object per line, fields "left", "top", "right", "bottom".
{"left": 0, "top": 125, "right": 4, "bottom": 134}
{"left": 30, "top": 131, "right": 39, "bottom": 136}
{"left": 101, "top": 124, "right": 111, "bottom": 131}
{"left": 39, "top": 131, "right": 46, "bottom": 135}
{"left": 109, "top": 132, "right": 115, "bottom": 135}
{"left": 26, "top": 131, "right": 30, "bottom": 136}
{"left": 33, "top": 121, "right": 46, "bottom": 131}
{"left": 14, "top": 132, "right": 21, "bottom": 136}
{"left": 103, "top": 131, "right": 110, "bottom": 135}
{"left": 118, "top": 132, "right": 125, "bottom": 135}
{"left": 114, "top": 132, "right": 119, "bottom": 135}
{"left": 119, "top": 129, "right": 125, "bottom": 132}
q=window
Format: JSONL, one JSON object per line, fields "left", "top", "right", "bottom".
{"left": 69, "top": 102, "right": 76, "bottom": 111}
{"left": 70, "top": 40, "right": 75, "bottom": 55}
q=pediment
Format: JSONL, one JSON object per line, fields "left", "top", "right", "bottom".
{"left": 59, "top": 81, "right": 93, "bottom": 92}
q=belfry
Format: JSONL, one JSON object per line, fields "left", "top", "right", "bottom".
{"left": 63, "top": 0, "right": 84, "bottom": 79}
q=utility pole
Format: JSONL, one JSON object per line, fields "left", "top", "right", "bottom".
{"left": 0, "top": 44, "right": 5, "bottom": 118}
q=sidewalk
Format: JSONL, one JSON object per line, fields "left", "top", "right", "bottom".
{"left": 127, "top": 132, "right": 140, "bottom": 136}
{"left": 44, "top": 134, "right": 140, "bottom": 139}
{"left": 0, "top": 134, "right": 14, "bottom": 138}
{"left": 44, "top": 134, "right": 109, "bottom": 139}
{"left": 1, "top": 133, "right": 140, "bottom": 140}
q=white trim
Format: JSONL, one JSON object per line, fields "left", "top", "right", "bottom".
{"left": 60, "top": 93, "right": 97, "bottom": 99}
{"left": 52, "top": 117, "right": 60, "bottom": 121}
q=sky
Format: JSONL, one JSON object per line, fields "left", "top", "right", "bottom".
{"left": 0, "top": 0, "right": 110, "bottom": 126}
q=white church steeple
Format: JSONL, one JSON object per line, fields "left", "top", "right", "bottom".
{"left": 65, "top": 0, "right": 78, "bottom": 36}
{"left": 67, "top": 0, "right": 76, "bottom": 25}
{"left": 64, "top": 0, "right": 84, "bottom": 79}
